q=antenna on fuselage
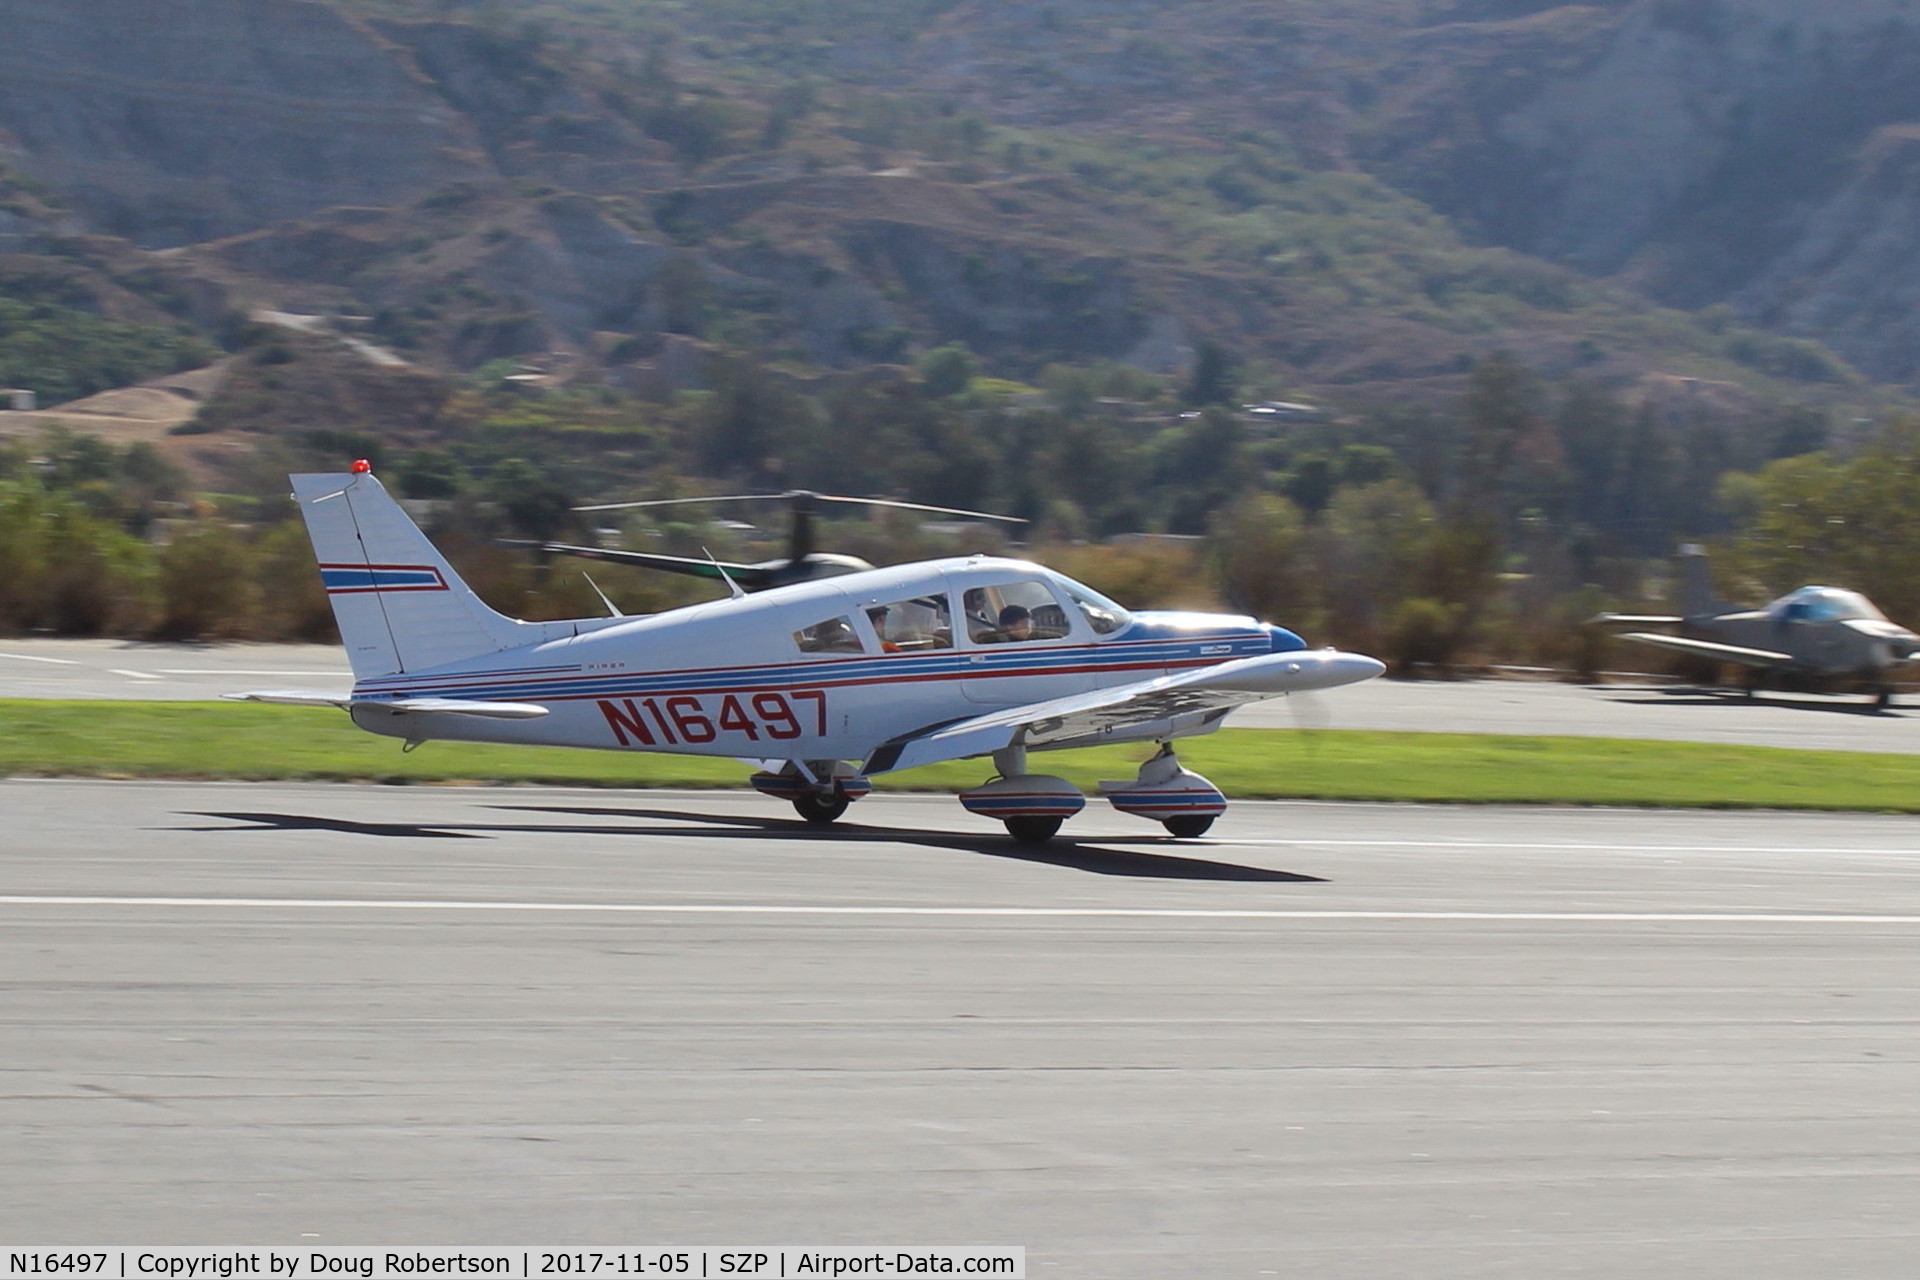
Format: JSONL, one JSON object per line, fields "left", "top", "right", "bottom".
{"left": 704, "top": 547, "right": 747, "bottom": 600}
{"left": 582, "top": 572, "right": 624, "bottom": 618}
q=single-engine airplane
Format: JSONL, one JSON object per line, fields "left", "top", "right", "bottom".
{"left": 1591, "top": 544, "right": 1920, "bottom": 709}
{"left": 232, "top": 464, "right": 1383, "bottom": 842}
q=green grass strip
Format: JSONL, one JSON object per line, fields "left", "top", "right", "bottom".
{"left": 4, "top": 699, "right": 1919, "bottom": 811}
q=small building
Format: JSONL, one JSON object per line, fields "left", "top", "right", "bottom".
{"left": 1241, "top": 400, "right": 1327, "bottom": 422}
{"left": 5, "top": 388, "right": 34, "bottom": 412}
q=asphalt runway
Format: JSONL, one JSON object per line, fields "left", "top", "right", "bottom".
{"left": 7, "top": 637, "right": 1920, "bottom": 754}
{"left": 5, "top": 781, "right": 1919, "bottom": 1276}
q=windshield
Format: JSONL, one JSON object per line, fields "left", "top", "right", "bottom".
{"left": 1768, "top": 586, "right": 1887, "bottom": 623}
{"left": 1055, "top": 576, "right": 1132, "bottom": 635}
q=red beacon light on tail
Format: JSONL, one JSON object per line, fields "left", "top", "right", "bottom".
{"left": 350, "top": 459, "right": 372, "bottom": 474}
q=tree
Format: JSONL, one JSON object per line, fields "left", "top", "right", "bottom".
{"left": 915, "top": 343, "right": 978, "bottom": 399}
{"left": 1718, "top": 418, "right": 1920, "bottom": 624}
{"left": 1182, "top": 338, "right": 1237, "bottom": 407}
{"left": 485, "top": 457, "right": 576, "bottom": 542}
{"left": 1208, "top": 493, "right": 1314, "bottom": 628}
{"left": 155, "top": 523, "right": 255, "bottom": 640}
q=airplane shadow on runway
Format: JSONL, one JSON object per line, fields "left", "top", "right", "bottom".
{"left": 172, "top": 805, "right": 1322, "bottom": 883}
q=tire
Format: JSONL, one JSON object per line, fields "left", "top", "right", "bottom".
{"left": 1874, "top": 688, "right": 1894, "bottom": 711}
{"left": 1162, "top": 815, "right": 1216, "bottom": 838}
{"left": 1004, "top": 816, "right": 1062, "bottom": 845}
{"left": 792, "top": 792, "right": 849, "bottom": 826}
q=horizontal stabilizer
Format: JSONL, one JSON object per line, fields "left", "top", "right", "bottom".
{"left": 227, "top": 691, "right": 548, "bottom": 719}
{"left": 1588, "top": 613, "right": 1685, "bottom": 628}
{"left": 377, "top": 698, "right": 550, "bottom": 719}
{"left": 1617, "top": 632, "right": 1792, "bottom": 668}
{"left": 224, "top": 690, "right": 351, "bottom": 708}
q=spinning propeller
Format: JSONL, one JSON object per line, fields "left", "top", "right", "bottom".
{"left": 499, "top": 490, "right": 1026, "bottom": 592}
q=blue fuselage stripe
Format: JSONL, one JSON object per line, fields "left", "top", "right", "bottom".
{"left": 354, "top": 633, "right": 1271, "bottom": 704}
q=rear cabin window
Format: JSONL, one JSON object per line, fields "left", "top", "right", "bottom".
{"left": 865, "top": 594, "right": 952, "bottom": 651}
{"left": 963, "top": 581, "right": 1072, "bottom": 644}
{"left": 793, "top": 615, "right": 864, "bottom": 654}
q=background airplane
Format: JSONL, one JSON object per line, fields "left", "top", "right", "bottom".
{"left": 1592, "top": 545, "right": 1920, "bottom": 709}
{"left": 234, "top": 465, "right": 1383, "bottom": 843}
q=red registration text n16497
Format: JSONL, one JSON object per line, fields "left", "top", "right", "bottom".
{"left": 596, "top": 690, "right": 827, "bottom": 747}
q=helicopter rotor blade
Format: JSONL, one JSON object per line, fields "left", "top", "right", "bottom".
{"left": 809, "top": 494, "right": 1028, "bottom": 523}
{"left": 573, "top": 491, "right": 1027, "bottom": 524}
{"left": 572, "top": 494, "right": 787, "bottom": 513}
{"left": 493, "top": 540, "right": 777, "bottom": 588}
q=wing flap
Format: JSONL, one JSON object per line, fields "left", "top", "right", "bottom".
{"left": 1617, "top": 632, "right": 1792, "bottom": 668}
{"left": 867, "top": 649, "right": 1383, "bottom": 773}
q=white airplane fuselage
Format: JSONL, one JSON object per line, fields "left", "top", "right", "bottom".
{"left": 346, "top": 557, "right": 1295, "bottom": 765}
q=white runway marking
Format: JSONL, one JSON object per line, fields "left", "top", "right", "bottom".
{"left": 4, "top": 895, "right": 1920, "bottom": 924}
{"left": 1228, "top": 838, "right": 1920, "bottom": 856}
{"left": 0, "top": 652, "right": 81, "bottom": 664}
{"left": 107, "top": 668, "right": 163, "bottom": 680}
{"left": 154, "top": 668, "right": 346, "bottom": 676}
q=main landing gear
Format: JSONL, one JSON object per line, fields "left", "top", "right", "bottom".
{"left": 753, "top": 745, "right": 1230, "bottom": 844}
{"left": 1099, "top": 743, "right": 1227, "bottom": 838}
{"left": 957, "top": 744, "right": 1086, "bottom": 845}
{"left": 958, "top": 742, "right": 1228, "bottom": 843}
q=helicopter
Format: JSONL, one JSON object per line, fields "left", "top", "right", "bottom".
{"left": 498, "top": 490, "right": 1026, "bottom": 591}
{"left": 233, "top": 464, "right": 1383, "bottom": 843}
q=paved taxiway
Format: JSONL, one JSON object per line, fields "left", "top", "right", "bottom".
{"left": 7, "top": 636, "right": 1920, "bottom": 753}
{"left": 5, "top": 781, "right": 1918, "bottom": 1276}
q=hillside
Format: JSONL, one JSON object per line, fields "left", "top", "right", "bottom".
{"left": 0, "top": 0, "right": 1906, "bottom": 413}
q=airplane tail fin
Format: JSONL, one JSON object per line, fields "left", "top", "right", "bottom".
{"left": 1675, "top": 543, "right": 1720, "bottom": 618}
{"left": 292, "top": 470, "right": 532, "bottom": 680}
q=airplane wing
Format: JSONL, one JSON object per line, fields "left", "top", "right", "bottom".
{"left": 864, "top": 649, "right": 1383, "bottom": 774}
{"left": 226, "top": 691, "right": 550, "bottom": 719}
{"left": 1615, "top": 632, "right": 1793, "bottom": 668}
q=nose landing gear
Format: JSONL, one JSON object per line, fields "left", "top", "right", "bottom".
{"left": 751, "top": 763, "right": 871, "bottom": 826}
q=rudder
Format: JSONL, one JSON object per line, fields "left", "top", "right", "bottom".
{"left": 1674, "top": 543, "right": 1721, "bottom": 618}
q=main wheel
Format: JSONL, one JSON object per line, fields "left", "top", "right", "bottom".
{"left": 1004, "top": 816, "right": 1062, "bottom": 845}
{"left": 1162, "top": 815, "right": 1215, "bottom": 838}
{"left": 1874, "top": 687, "right": 1895, "bottom": 711}
{"left": 792, "top": 792, "right": 849, "bottom": 826}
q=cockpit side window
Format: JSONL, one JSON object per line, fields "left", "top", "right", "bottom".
{"left": 963, "top": 581, "right": 1073, "bottom": 644}
{"left": 865, "top": 594, "right": 952, "bottom": 651}
{"left": 793, "top": 614, "right": 865, "bottom": 654}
